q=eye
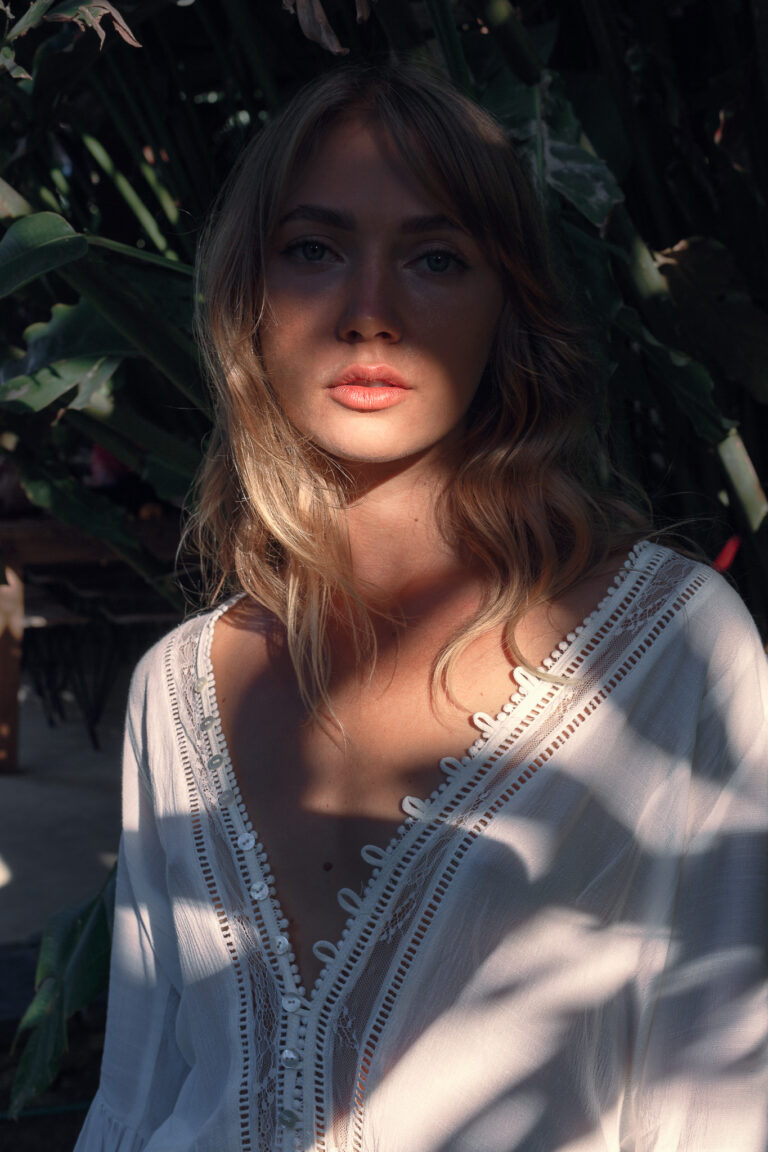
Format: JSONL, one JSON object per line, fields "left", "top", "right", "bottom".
{"left": 417, "top": 249, "right": 468, "bottom": 274}
{"left": 283, "top": 239, "right": 337, "bottom": 264}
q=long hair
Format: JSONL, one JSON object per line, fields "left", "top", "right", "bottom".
{"left": 188, "top": 63, "right": 648, "bottom": 711}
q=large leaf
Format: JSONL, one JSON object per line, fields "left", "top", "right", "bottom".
{"left": 10, "top": 869, "right": 115, "bottom": 1118}
{"left": 654, "top": 238, "right": 768, "bottom": 405}
{"left": 0, "top": 356, "right": 120, "bottom": 414}
{"left": 481, "top": 66, "right": 539, "bottom": 134}
{"left": 560, "top": 218, "right": 624, "bottom": 323}
{"left": 60, "top": 259, "right": 208, "bottom": 413}
{"left": 497, "top": 72, "right": 624, "bottom": 227}
{"left": 19, "top": 300, "right": 136, "bottom": 373}
{"left": 0, "top": 213, "right": 87, "bottom": 297}
{"left": 6, "top": 0, "right": 56, "bottom": 41}
{"left": 544, "top": 138, "right": 624, "bottom": 228}
{"left": 8, "top": 991, "right": 67, "bottom": 1118}
{"left": 614, "top": 307, "right": 735, "bottom": 445}
{"left": 103, "top": 261, "right": 196, "bottom": 336}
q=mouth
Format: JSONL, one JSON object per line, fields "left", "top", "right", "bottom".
{"left": 328, "top": 364, "right": 410, "bottom": 390}
{"left": 327, "top": 365, "right": 410, "bottom": 411}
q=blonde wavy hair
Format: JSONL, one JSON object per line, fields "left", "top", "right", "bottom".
{"left": 188, "top": 63, "right": 648, "bottom": 711}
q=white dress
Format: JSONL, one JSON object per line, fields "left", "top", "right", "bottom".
{"left": 74, "top": 542, "right": 768, "bottom": 1152}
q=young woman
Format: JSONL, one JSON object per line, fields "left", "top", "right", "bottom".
{"left": 75, "top": 65, "right": 768, "bottom": 1152}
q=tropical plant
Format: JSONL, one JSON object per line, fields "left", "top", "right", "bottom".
{"left": 3, "top": 0, "right": 766, "bottom": 1117}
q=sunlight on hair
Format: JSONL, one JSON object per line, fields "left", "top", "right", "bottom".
{"left": 186, "top": 63, "right": 650, "bottom": 714}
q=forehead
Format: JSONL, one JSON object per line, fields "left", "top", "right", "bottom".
{"left": 280, "top": 113, "right": 458, "bottom": 224}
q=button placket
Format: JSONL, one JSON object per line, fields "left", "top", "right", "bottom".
{"left": 277, "top": 1003, "right": 305, "bottom": 1146}
{"left": 201, "top": 606, "right": 311, "bottom": 1151}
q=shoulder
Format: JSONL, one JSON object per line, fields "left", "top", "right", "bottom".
{"left": 127, "top": 599, "right": 239, "bottom": 710}
{"left": 635, "top": 541, "right": 766, "bottom": 687}
{"left": 641, "top": 541, "right": 759, "bottom": 632}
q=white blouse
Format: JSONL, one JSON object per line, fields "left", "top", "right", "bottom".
{"left": 75, "top": 542, "right": 768, "bottom": 1152}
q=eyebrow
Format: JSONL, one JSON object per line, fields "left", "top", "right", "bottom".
{"left": 277, "top": 204, "right": 465, "bottom": 235}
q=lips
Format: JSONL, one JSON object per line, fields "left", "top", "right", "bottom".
{"left": 328, "top": 364, "right": 410, "bottom": 390}
{"left": 327, "top": 364, "right": 410, "bottom": 412}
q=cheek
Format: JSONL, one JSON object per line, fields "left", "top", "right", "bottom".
{"left": 447, "top": 309, "right": 501, "bottom": 385}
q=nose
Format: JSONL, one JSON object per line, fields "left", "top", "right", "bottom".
{"left": 337, "top": 261, "right": 402, "bottom": 345}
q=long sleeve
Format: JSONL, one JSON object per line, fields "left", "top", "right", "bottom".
{"left": 74, "top": 655, "right": 190, "bottom": 1152}
{"left": 624, "top": 580, "right": 768, "bottom": 1151}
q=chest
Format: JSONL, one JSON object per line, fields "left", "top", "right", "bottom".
{"left": 210, "top": 615, "right": 518, "bottom": 989}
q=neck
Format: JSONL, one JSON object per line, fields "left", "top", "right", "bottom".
{"left": 341, "top": 452, "right": 473, "bottom": 613}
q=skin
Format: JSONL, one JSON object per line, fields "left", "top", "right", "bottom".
{"left": 260, "top": 113, "right": 504, "bottom": 477}
{"left": 212, "top": 115, "right": 625, "bottom": 990}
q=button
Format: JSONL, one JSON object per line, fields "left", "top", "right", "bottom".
{"left": 207, "top": 755, "right": 223, "bottom": 770}
{"left": 237, "top": 833, "right": 256, "bottom": 851}
{"left": 219, "top": 790, "right": 235, "bottom": 806}
{"left": 194, "top": 676, "right": 208, "bottom": 692}
{"left": 281, "top": 1048, "right": 300, "bottom": 1068}
{"left": 274, "top": 935, "right": 290, "bottom": 955}
{"left": 250, "top": 881, "right": 269, "bottom": 900}
{"left": 278, "top": 1109, "right": 298, "bottom": 1129}
{"left": 282, "top": 995, "right": 301, "bottom": 1013}
{"left": 201, "top": 716, "right": 216, "bottom": 731}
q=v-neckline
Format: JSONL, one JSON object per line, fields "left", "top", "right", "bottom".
{"left": 195, "top": 540, "right": 653, "bottom": 1001}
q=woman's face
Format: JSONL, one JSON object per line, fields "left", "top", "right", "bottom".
{"left": 260, "top": 114, "right": 504, "bottom": 472}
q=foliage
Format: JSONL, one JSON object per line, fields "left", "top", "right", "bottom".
{"left": 9, "top": 867, "right": 116, "bottom": 1118}
{"left": 3, "top": 0, "right": 767, "bottom": 1114}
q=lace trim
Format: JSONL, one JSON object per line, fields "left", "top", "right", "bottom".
{"left": 163, "top": 628, "right": 256, "bottom": 1152}
{"left": 173, "top": 539, "right": 708, "bottom": 1151}
{"left": 347, "top": 552, "right": 711, "bottom": 1146}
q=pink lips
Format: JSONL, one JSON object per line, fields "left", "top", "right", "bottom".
{"left": 327, "top": 364, "right": 410, "bottom": 411}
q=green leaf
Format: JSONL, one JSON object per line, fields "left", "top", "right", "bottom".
{"left": 0, "top": 176, "right": 33, "bottom": 219}
{"left": 87, "top": 235, "right": 194, "bottom": 274}
{"left": 142, "top": 453, "right": 196, "bottom": 501}
{"left": 0, "top": 45, "right": 32, "bottom": 80}
{"left": 100, "top": 260, "right": 196, "bottom": 335}
{"left": 9, "top": 869, "right": 116, "bottom": 1117}
{"left": 69, "top": 398, "right": 201, "bottom": 477}
{"left": 0, "top": 357, "right": 121, "bottom": 414}
{"left": 614, "top": 307, "right": 735, "bottom": 444}
{"left": 544, "top": 139, "right": 623, "bottom": 228}
{"left": 0, "top": 367, "right": 75, "bottom": 413}
{"left": 481, "top": 66, "right": 538, "bottom": 135}
{"left": 8, "top": 993, "right": 67, "bottom": 1118}
{"left": 515, "top": 74, "right": 624, "bottom": 227}
{"left": 562, "top": 70, "right": 633, "bottom": 182}
{"left": 20, "top": 300, "right": 135, "bottom": 373}
{"left": 6, "top": 0, "right": 56, "bottom": 42}
{"left": 0, "top": 213, "right": 87, "bottom": 297}
{"left": 424, "top": 0, "right": 473, "bottom": 94}
{"left": 560, "top": 218, "right": 623, "bottom": 323}
{"left": 59, "top": 260, "right": 208, "bottom": 413}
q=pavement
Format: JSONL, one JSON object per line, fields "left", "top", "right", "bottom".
{"left": 0, "top": 669, "right": 129, "bottom": 1027}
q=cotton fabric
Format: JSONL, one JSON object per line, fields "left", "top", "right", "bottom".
{"left": 74, "top": 543, "right": 768, "bottom": 1152}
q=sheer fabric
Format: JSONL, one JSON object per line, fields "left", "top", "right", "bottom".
{"left": 75, "top": 543, "right": 768, "bottom": 1152}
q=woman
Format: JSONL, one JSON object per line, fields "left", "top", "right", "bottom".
{"left": 75, "top": 65, "right": 768, "bottom": 1152}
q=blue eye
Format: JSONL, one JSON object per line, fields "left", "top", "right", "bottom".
{"left": 298, "top": 240, "right": 328, "bottom": 262}
{"left": 421, "top": 250, "right": 466, "bottom": 273}
{"left": 283, "top": 239, "right": 334, "bottom": 263}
